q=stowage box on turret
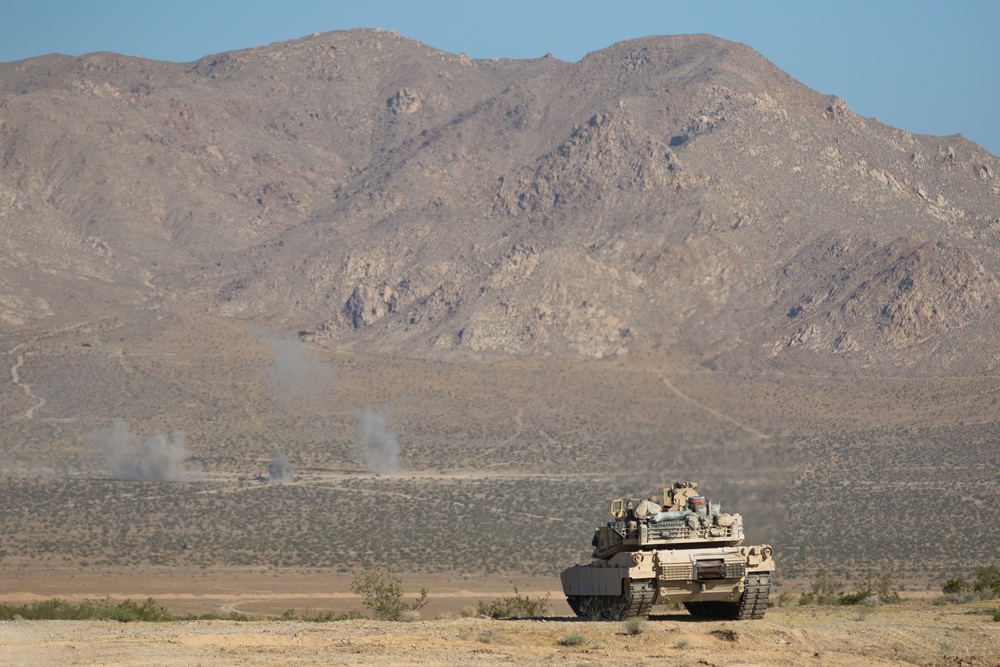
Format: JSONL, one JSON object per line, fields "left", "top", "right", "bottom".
{"left": 561, "top": 482, "right": 774, "bottom": 620}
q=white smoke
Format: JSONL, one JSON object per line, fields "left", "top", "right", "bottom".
{"left": 267, "top": 447, "right": 294, "bottom": 483}
{"left": 260, "top": 331, "right": 336, "bottom": 412}
{"left": 90, "top": 419, "right": 196, "bottom": 482}
{"left": 357, "top": 406, "right": 401, "bottom": 474}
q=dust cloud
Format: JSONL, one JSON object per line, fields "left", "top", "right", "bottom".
{"left": 267, "top": 447, "right": 294, "bottom": 482}
{"left": 356, "top": 406, "right": 401, "bottom": 474}
{"left": 259, "top": 330, "right": 336, "bottom": 412}
{"left": 90, "top": 419, "right": 197, "bottom": 482}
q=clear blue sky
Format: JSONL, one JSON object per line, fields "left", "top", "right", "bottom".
{"left": 2, "top": 1, "right": 998, "bottom": 156}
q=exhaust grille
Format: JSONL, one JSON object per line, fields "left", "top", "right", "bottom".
{"left": 693, "top": 559, "right": 746, "bottom": 581}
{"left": 658, "top": 563, "right": 694, "bottom": 581}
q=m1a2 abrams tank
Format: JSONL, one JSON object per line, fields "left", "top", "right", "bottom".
{"left": 561, "top": 482, "right": 774, "bottom": 620}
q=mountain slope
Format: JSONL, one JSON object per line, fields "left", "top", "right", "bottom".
{"left": 2, "top": 30, "right": 999, "bottom": 372}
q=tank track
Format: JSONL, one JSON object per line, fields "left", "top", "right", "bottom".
{"left": 734, "top": 572, "right": 770, "bottom": 619}
{"left": 684, "top": 572, "right": 771, "bottom": 620}
{"left": 566, "top": 578, "right": 656, "bottom": 620}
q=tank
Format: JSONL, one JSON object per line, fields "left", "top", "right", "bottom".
{"left": 561, "top": 481, "right": 774, "bottom": 620}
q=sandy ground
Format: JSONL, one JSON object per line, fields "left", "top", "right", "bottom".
{"left": 0, "top": 568, "right": 566, "bottom": 618}
{"left": 2, "top": 603, "right": 1000, "bottom": 667}
{"left": 1, "top": 568, "right": 998, "bottom": 666}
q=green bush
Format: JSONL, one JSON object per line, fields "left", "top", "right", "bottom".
{"left": 973, "top": 565, "right": 1000, "bottom": 597}
{"left": 350, "top": 564, "right": 428, "bottom": 621}
{"left": 836, "top": 591, "right": 872, "bottom": 606}
{"left": 0, "top": 597, "right": 171, "bottom": 622}
{"left": 476, "top": 588, "right": 549, "bottom": 619}
{"left": 558, "top": 633, "right": 586, "bottom": 646}
{"left": 0, "top": 598, "right": 75, "bottom": 620}
{"left": 775, "top": 590, "right": 797, "bottom": 607}
{"left": 943, "top": 578, "right": 969, "bottom": 595}
{"left": 192, "top": 611, "right": 262, "bottom": 621}
{"left": 800, "top": 570, "right": 844, "bottom": 605}
{"left": 857, "top": 573, "right": 900, "bottom": 605}
{"left": 939, "top": 565, "right": 1000, "bottom": 603}
{"left": 278, "top": 608, "right": 363, "bottom": 622}
{"left": 799, "top": 571, "right": 900, "bottom": 606}
{"left": 101, "top": 597, "right": 172, "bottom": 622}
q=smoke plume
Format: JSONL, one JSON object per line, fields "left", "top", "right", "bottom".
{"left": 267, "top": 447, "right": 294, "bottom": 482}
{"left": 357, "top": 406, "right": 401, "bottom": 474}
{"left": 260, "top": 330, "right": 336, "bottom": 412}
{"left": 90, "top": 419, "right": 196, "bottom": 482}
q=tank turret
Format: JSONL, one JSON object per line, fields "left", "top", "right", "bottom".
{"left": 561, "top": 482, "right": 774, "bottom": 620}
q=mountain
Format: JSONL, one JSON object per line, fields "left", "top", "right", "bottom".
{"left": 2, "top": 29, "right": 998, "bottom": 373}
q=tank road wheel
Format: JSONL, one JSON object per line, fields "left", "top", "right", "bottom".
{"left": 566, "top": 580, "right": 656, "bottom": 621}
{"left": 684, "top": 573, "right": 771, "bottom": 621}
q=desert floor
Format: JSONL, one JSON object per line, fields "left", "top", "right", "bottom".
{"left": 2, "top": 603, "right": 999, "bottom": 667}
{"left": 0, "top": 568, "right": 565, "bottom": 618}
{"left": 1, "top": 569, "right": 998, "bottom": 666}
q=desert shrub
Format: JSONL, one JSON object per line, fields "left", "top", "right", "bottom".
{"left": 622, "top": 617, "right": 648, "bottom": 635}
{"left": 223, "top": 611, "right": 256, "bottom": 621}
{"left": 800, "top": 570, "right": 844, "bottom": 605}
{"left": 857, "top": 573, "right": 900, "bottom": 605}
{"left": 799, "top": 571, "right": 899, "bottom": 606}
{"left": 973, "top": 565, "right": 1000, "bottom": 597}
{"left": 836, "top": 591, "right": 872, "bottom": 606}
{"left": 0, "top": 598, "right": 78, "bottom": 620}
{"left": 187, "top": 612, "right": 225, "bottom": 620}
{"left": 943, "top": 578, "right": 969, "bottom": 595}
{"left": 98, "top": 597, "right": 172, "bottom": 622}
{"left": 575, "top": 595, "right": 627, "bottom": 620}
{"left": 558, "top": 633, "right": 586, "bottom": 646}
{"left": 775, "top": 590, "right": 797, "bottom": 607}
{"left": 278, "top": 608, "right": 364, "bottom": 622}
{"left": 37, "top": 598, "right": 83, "bottom": 620}
{"left": 476, "top": 588, "right": 549, "bottom": 619}
{"left": 939, "top": 565, "right": 1000, "bottom": 603}
{"left": 0, "top": 597, "right": 171, "bottom": 622}
{"left": 350, "top": 563, "right": 428, "bottom": 621}
{"left": 937, "top": 590, "right": 983, "bottom": 605}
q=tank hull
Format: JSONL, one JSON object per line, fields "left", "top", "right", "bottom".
{"left": 561, "top": 544, "right": 773, "bottom": 620}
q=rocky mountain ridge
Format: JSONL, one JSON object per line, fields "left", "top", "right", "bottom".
{"left": 2, "top": 29, "right": 999, "bottom": 373}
